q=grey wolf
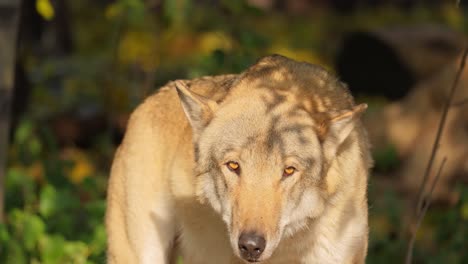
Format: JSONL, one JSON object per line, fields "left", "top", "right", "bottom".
{"left": 106, "top": 55, "right": 372, "bottom": 264}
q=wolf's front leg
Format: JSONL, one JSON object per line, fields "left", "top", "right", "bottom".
{"left": 107, "top": 198, "right": 175, "bottom": 264}
{"left": 126, "top": 192, "right": 176, "bottom": 264}
{"left": 106, "top": 140, "right": 176, "bottom": 263}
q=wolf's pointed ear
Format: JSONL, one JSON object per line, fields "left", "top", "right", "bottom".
{"left": 319, "top": 104, "right": 367, "bottom": 162}
{"left": 175, "top": 81, "right": 218, "bottom": 136}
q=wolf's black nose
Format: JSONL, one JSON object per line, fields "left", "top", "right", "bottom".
{"left": 238, "top": 232, "right": 266, "bottom": 262}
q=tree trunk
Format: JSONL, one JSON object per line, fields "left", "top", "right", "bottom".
{"left": 0, "top": 0, "right": 22, "bottom": 222}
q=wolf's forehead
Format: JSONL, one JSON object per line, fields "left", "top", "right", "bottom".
{"left": 209, "top": 94, "right": 320, "bottom": 159}
{"left": 220, "top": 88, "right": 312, "bottom": 116}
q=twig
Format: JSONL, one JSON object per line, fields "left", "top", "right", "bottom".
{"left": 451, "top": 97, "right": 468, "bottom": 107}
{"left": 415, "top": 46, "right": 468, "bottom": 214}
{"left": 405, "top": 157, "right": 447, "bottom": 264}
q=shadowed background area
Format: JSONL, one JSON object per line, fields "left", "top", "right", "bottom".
{"left": 0, "top": 0, "right": 467, "bottom": 263}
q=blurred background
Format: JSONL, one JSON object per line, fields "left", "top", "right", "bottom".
{"left": 0, "top": 0, "right": 467, "bottom": 263}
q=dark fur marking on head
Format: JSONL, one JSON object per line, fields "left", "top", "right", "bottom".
{"left": 280, "top": 124, "right": 314, "bottom": 146}
{"left": 265, "top": 115, "right": 284, "bottom": 155}
{"left": 287, "top": 107, "right": 305, "bottom": 118}
{"left": 193, "top": 145, "right": 200, "bottom": 162}
{"left": 241, "top": 136, "right": 257, "bottom": 150}
{"left": 266, "top": 114, "right": 316, "bottom": 158}
{"left": 218, "top": 146, "right": 236, "bottom": 162}
{"left": 298, "top": 136, "right": 309, "bottom": 145}
{"left": 264, "top": 92, "right": 287, "bottom": 114}
{"left": 212, "top": 172, "right": 224, "bottom": 209}
{"left": 290, "top": 183, "right": 306, "bottom": 212}
{"left": 208, "top": 152, "right": 225, "bottom": 206}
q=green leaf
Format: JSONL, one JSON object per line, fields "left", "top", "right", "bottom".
{"left": 125, "top": 0, "right": 146, "bottom": 24}
{"left": 39, "top": 235, "right": 89, "bottom": 264}
{"left": 238, "top": 30, "right": 268, "bottom": 50}
{"left": 461, "top": 202, "right": 468, "bottom": 221}
{"left": 163, "top": 0, "right": 191, "bottom": 27}
{"left": 89, "top": 224, "right": 106, "bottom": 256}
{"left": 6, "top": 167, "right": 31, "bottom": 189}
{"left": 85, "top": 200, "right": 106, "bottom": 227}
{"left": 63, "top": 241, "right": 88, "bottom": 263}
{"left": 9, "top": 210, "right": 45, "bottom": 251}
{"left": 5, "top": 168, "right": 35, "bottom": 211}
{"left": 23, "top": 215, "right": 45, "bottom": 251}
{"left": 39, "top": 234, "right": 66, "bottom": 264}
{"left": 15, "top": 119, "right": 34, "bottom": 145}
{"left": 0, "top": 223, "right": 10, "bottom": 243}
{"left": 28, "top": 137, "right": 43, "bottom": 157}
{"left": 4, "top": 239, "right": 28, "bottom": 264}
{"left": 39, "top": 185, "right": 58, "bottom": 218}
{"left": 220, "top": 0, "right": 246, "bottom": 14}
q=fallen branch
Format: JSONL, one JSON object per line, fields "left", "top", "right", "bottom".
{"left": 415, "top": 46, "right": 468, "bottom": 214}
{"left": 451, "top": 97, "right": 468, "bottom": 107}
{"left": 405, "top": 157, "right": 446, "bottom": 264}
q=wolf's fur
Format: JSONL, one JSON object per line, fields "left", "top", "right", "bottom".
{"left": 106, "top": 55, "right": 372, "bottom": 264}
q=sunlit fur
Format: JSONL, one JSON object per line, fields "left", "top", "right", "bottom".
{"left": 106, "top": 55, "right": 372, "bottom": 264}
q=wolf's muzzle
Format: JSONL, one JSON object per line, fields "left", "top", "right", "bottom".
{"left": 238, "top": 232, "right": 266, "bottom": 262}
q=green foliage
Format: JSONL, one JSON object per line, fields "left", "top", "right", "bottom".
{"left": 366, "top": 180, "right": 468, "bottom": 264}
{"left": 2, "top": 118, "right": 107, "bottom": 263}
{"left": 106, "top": 0, "right": 148, "bottom": 27}
{"left": 163, "top": 0, "right": 192, "bottom": 27}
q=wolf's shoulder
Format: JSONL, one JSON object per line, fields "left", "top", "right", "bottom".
{"left": 123, "top": 74, "right": 238, "bottom": 136}
{"left": 137, "top": 74, "right": 237, "bottom": 113}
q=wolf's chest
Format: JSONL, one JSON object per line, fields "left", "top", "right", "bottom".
{"left": 174, "top": 198, "right": 234, "bottom": 264}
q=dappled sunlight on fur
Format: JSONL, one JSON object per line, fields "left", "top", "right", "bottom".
{"left": 106, "top": 55, "right": 372, "bottom": 264}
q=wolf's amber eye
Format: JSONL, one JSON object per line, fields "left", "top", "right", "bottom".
{"left": 226, "top": 161, "right": 240, "bottom": 174}
{"left": 283, "top": 166, "right": 296, "bottom": 177}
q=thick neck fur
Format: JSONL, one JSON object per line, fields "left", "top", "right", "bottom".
{"left": 271, "top": 130, "right": 368, "bottom": 264}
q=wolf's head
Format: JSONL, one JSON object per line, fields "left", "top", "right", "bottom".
{"left": 176, "top": 55, "right": 366, "bottom": 263}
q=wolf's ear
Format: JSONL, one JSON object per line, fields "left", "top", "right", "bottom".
{"left": 175, "top": 81, "right": 218, "bottom": 136}
{"left": 319, "top": 104, "right": 367, "bottom": 162}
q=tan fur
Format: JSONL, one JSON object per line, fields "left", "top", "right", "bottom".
{"left": 106, "top": 55, "right": 372, "bottom": 264}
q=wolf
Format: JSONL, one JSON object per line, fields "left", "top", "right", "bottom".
{"left": 105, "top": 55, "right": 372, "bottom": 264}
